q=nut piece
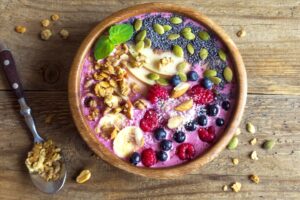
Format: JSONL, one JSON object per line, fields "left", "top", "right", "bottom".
{"left": 171, "top": 82, "right": 190, "bottom": 98}
{"left": 249, "top": 174, "right": 260, "bottom": 184}
{"left": 249, "top": 138, "right": 257, "bottom": 145}
{"left": 167, "top": 116, "right": 184, "bottom": 129}
{"left": 59, "top": 29, "right": 69, "bottom": 39}
{"left": 222, "top": 185, "right": 228, "bottom": 191}
{"left": 51, "top": 14, "right": 60, "bottom": 21}
{"left": 250, "top": 151, "right": 259, "bottom": 160}
{"left": 131, "top": 83, "right": 141, "bottom": 94}
{"left": 119, "top": 80, "right": 131, "bottom": 96}
{"left": 157, "top": 57, "right": 173, "bottom": 69}
{"left": 134, "top": 99, "right": 148, "bottom": 110}
{"left": 41, "top": 19, "right": 50, "bottom": 27}
{"left": 123, "top": 101, "right": 134, "bottom": 119}
{"left": 246, "top": 122, "right": 256, "bottom": 134}
{"left": 174, "top": 99, "right": 193, "bottom": 112}
{"left": 76, "top": 169, "right": 91, "bottom": 184}
{"left": 40, "top": 29, "right": 52, "bottom": 41}
{"left": 231, "top": 182, "right": 242, "bottom": 192}
{"left": 232, "top": 158, "right": 239, "bottom": 165}
{"left": 15, "top": 25, "right": 27, "bottom": 34}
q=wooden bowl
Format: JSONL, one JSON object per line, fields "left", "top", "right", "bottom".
{"left": 69, "top": 3, "right": 247, "bottom": 178}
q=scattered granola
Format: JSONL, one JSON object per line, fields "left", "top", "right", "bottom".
{"left": 40, "top": 29, "right": 53, "bottom": 41}
{"left": 232, "top": 158, "right": 239, "bottom": 165}
{"left": 222, "top": 185, "right": 228, "bottom": 191}
{"left": 41, "top": 19, "right": 50, "bottom": 27}
{"left": 59, "top": 29, "right": 69, "bottom": 39}
{"left": 236, "top": 28, "right": 246, "bottom": 38}
{"left": 249, "top": 138, "right": 257, "bottom": 145}
{"left": 51, "top": 14, "right": 60, "bottom": 21}
{"left": 249, "top": 174, "right": 260, "bottom": 184}
{"left": 250, "top": 151, "right": 259, "bottom": 160}
{"left": 157, "top": 57, "right": 174, "bottom": 69}
{"left": 235, "top": 128, "right": 241, "bottom": 136}
{"left": 76, "top": 169, "right": 91, "bottom": 184}
{"left": 15, "top": 25, "right": 27, "bottom": 34}
{"left": 231, "top": 182, "right": 242, "bottom": 192}
{"left": 134, "top": 99, "right": 148, "bottom": 110}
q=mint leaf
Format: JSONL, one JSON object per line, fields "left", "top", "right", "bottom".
{"left": 94, "top": 36, "right": 114, "bottom": 60}
{"left": 109, "top": 24, "right": 134, "bottom": 45}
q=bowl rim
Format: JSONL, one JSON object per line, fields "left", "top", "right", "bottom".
{"left": 68, "top": 2, "right": 247, "bottom": 179}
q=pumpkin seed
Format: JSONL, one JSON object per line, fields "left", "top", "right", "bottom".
{"left": 209, "top": 76, "right": 222, "bottom": 85}
{"left": 168, "top": 33, "right": 180, "bottom": 40}
{"left": 199, "top": 48, "right": 208, "bottom": 60}
{"left": 176, "top": 62, "right": 188, "bottom": 72}
{"left": 182, "top": 32, "right": 195, "bottom": 40}
{"left": 163, "top": 25, "right": 172, "bottom": 31}
{"left": 135, "top": 30, "right": 147, "bottom": 41}
{"left": 134, "top": 19, "right": 143, "bottom": 31}
{"left": 173, "top": 45, "right": 184, "bottom": 57}
{"left": 178, "top": 72, "right": 187, "bottom": 82}
{"left": 227, "top": 136, "right": 239, "bottom": 150}
{"left": 135, "top": 40, "right": 144, "bottom": 52}
{"left": 218, "top": 49, "right": 227, "bottom": 61}
{"left": 181, "top": 27, "right": 192, "bottom": 34}
{"left": 246, "top": 122, "right": 256, "bottom": 134}
{"left": 144, "top": 38, "right": 152, "bottom": 48}
{"left": 198, "top": 31, "right": 210, "bottom": 41}
{"left": 156, "top": 78, "right": 169, "bottom": 86}
{"left": 263, "top": 140, "right": 276, "bottom": 150}
{"left": 187, "top": 44, "right": 195, "bottom": 55}
{"left": 223, "top": 66, "right": 233, "bottom": 82}
{"left": 147, "top": 73, "right": 160, "bottom": 81}
{"left": 204, "top": 69, "right": 217, "bottom": 77}
{"left": 170, "top": 16, "right": 182, "bottom": 24}
{"left": 153, "top": 23, "right": 165, "bottom": 35}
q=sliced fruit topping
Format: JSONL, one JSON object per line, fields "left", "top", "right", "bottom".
{"left": 160, "top": 139, "right": 172, "bottom": 151}
{"left": 147, "top": 84, "right": 169, "bottom": 104}
{"left": 156, "top": 151, "right": 168, "bottom": 161}
{"left": 141, "top": 148, "right": 157, "bottom": 167}
{"left": 170, "top": 82, "right": 190, "bottom": 98}
{"left": 170, "top": 75, "right": 181, "bottom": 86}
{"left": 174, "top": 99, "right": 193, "bottom": 112}
{"left": 140, "top": 109, "right": 159, "bottom": 132}
{"left": 176, "top": 143, "right": 195, "bottom": 160}
{"left": 198, "top": 126, "right": 216, "bottom": 143}
{"left": 197, "top": 115, "right": 208, "bottom": 126}
{"left": 113, "top": 126, "right": 145, "bottom": 158}
{"left": 187, "top": 85, "right": 214, "bottom": 105}
{"left": 206, "top": 104, "right": 219, "bottom": 116}
{"left": 173, "top": 131, "right": 186, "bottom": 143}
{"left": 154, "top": 128, "right": 167, "bottom": 141}
{"left": 184, "top": 121, "right": 197, "bottom": 131}
{"left": 187, "top": 71, "right": 199, "bottom": 81}
{"left": 97, "top": 113, "right": 126, "bottom": 134}
{"left": 129, "top": 152, "right": 141, "bottom": 165}
{"left": 167, "top": 116, "right": 184, "bottom": 129}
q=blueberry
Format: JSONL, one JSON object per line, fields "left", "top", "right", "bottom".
{"left": 129, "top": 152, "right": 141, "bottom": 165}
{"left": 222, "top": 101, "right": 230, "bottom": 111}
{"left": 160, "top": 139, "right": 172, "bottom": 151}
{"left": 216, "top": 118, "right": 225, "bottom": 126}
{"left": 184, "top": 121, "right": 196, "bottom": 131}
{"left": 173, "top": 131, "right": 186, "bottom": 143}
{"left": 156, "top": 151, "right": 168, "bottom": 161}
{"left": 202, "top": 78, "right": 213, "bottom": 89}
{"left": 207, "top": 104, "right": 219, "bottom": 116}
{"left": 187, "top": 71, "right": 199, "bottom": 81}
{"left": 170, "top": 75, "right": 181, "bottom": 86}
{"left": 154, "top": 128, "right": 167, "bottom": 141}
{"left": 197, "top": 115, "right": 208, "bottom": 126}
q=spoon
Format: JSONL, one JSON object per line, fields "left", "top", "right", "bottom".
{"left": 0, "top": 42, "right": 67, "bottom": 194}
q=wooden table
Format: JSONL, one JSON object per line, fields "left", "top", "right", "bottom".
{"left": 0, "top": 0, "right": 299, "bottom": 199}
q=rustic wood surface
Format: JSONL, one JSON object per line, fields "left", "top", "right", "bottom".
{"left": 0, "top": 0, "right": 299, "bottom": 199}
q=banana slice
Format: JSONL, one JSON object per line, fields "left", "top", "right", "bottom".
{"left": 97, "top": 113, "right": 126, "bottom": 132}
{"left": 113, "top": 126, "right": 145, "bottom": 158}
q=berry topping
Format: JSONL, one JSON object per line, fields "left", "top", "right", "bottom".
{"left": 206, "top": 104, "right": 219, "bottom": 116}
{"left": 129, "top": 152, "right": 141, "bottom": 165}
{"left": 140, "top": 109, "right": 159, "bottom": 132}
{"left": 198, "top": 126, "right": 216, "bottom": 143}
{"left": 173, "top": 131, "right": 186, "bottom": 143}
{"left": 216, "top": 118, "right": 225, "bottom": 126}
{"left": 170, "top": 75, "right": 181, "bottom": 86}
{"left": 154, "top": 128, "right": 167, "bottom": 141}
{"left": 222, "top": 101, "right": 230, "bottom": 111}
{"left": 147, "top": 84, "right": 169, "bottom": 104}
{"left": 176, "top": 143, "right": 195, "bottom": 160}
{"left": 197, "top": 115, "right": 208, "bottom": 126}
{"left": 156, "top": 151, "right": 168, "bottom": 161}
{"left": 187, "top": 85, "right": 214, "bottom": 105}
{"left": 141, "top": 148, "right": 157, "bottom": 167}
{"left": 184, "top": 121, "right": 197, "bottom": 131}
{"left": 202, "top": 78, "right": 213, "bottom": 90}
{"left": 160, "top": 139, "right": 172, "bottom": 151}
{"left": 187, "top": 71, "right": 199, "bottom": 81}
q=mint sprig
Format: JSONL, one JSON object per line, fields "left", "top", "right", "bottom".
{"left": 94, "top": 24, "right": 133, "bottom": 60}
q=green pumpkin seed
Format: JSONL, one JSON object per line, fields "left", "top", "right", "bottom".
{"left": 144, "top": 38, "right": 152, "bottom": 48}
{"left": 187, "top": 44, "right": 195, "bottom": 55}
{"left": 147, "top": 73, "right": 160, "bottom": 81}
{"left": 135, "top": 40, "right": 144, "bottom": 52}
{"left": 163, "top": 25, "right": 172, "bottom": 31}
{"left": 199, "top": 48, "right": 208, "bottom": 60}
{"left": 178, "top": 72, "right": 187, "bottom": 82}
{"left": 168, "top": 34, "right": 180, "bottom": 40}
{"left": 173, "top": 45, "right": 184, "bottom": 57}
{"left": 227, "top": 136, "right": 239, "bottom": 150}
{"left": 223, "top": 66, "right": 233, "bottom": 82}
{"left": 170, "top": 17, "right": 182, "bottom": 24}
{"left": 181, "top": 27, "right": 192, "bottom": 34}
{"left": 176, "top": 62, "right": 188, "bottom": 72}
{"left": 218, "top": 49, "right": 227, "bottom": 61}
{"left": 209, "top": 76, "right": 222, "bottom": 85}
{"left": 156, "top": 78, "right": 169, "bottom": 86}
{"left": 134, "top": 19, "right": 143, "bottom": 31}
{"left": 246, "top": 122, "right": 256, "bottom": 134}
{"left": 135, "top": 30, "right": 147, "bottom": 41}
{"left": 182, "top": 32, "right": 195, "bottom": 40}
{"left": 198, "top": 31, "right": 210, "bottom": 41}
{"left": 262, "top": 140, "right": 276, "bottom": 150}
{"left": 204, "top": 69, "right": 217, "bottom": 78}
{"left": 153, "top": 23, "right": 165, "bottom": 35}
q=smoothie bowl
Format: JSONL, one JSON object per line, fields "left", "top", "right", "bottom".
{"left": 69, "top": 3, "right": 247, "bottom": 178}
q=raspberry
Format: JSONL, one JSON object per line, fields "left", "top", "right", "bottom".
{"left": 141, "top": 148, "right": 157, "bottom": 167}
{"left": 140, "top": 109, "right": 159, "bottom": 132}
{"left": 176, "top": 143, "right": 195, "bottom": 160}
{"left": 198, "top": 126, "right": 216, "bottom": 143}
{"left": 187, "top": 85, "right": 214, "bottom": 105}
{"left": 147, "top": 84, "right": 169, "bottom": 104}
